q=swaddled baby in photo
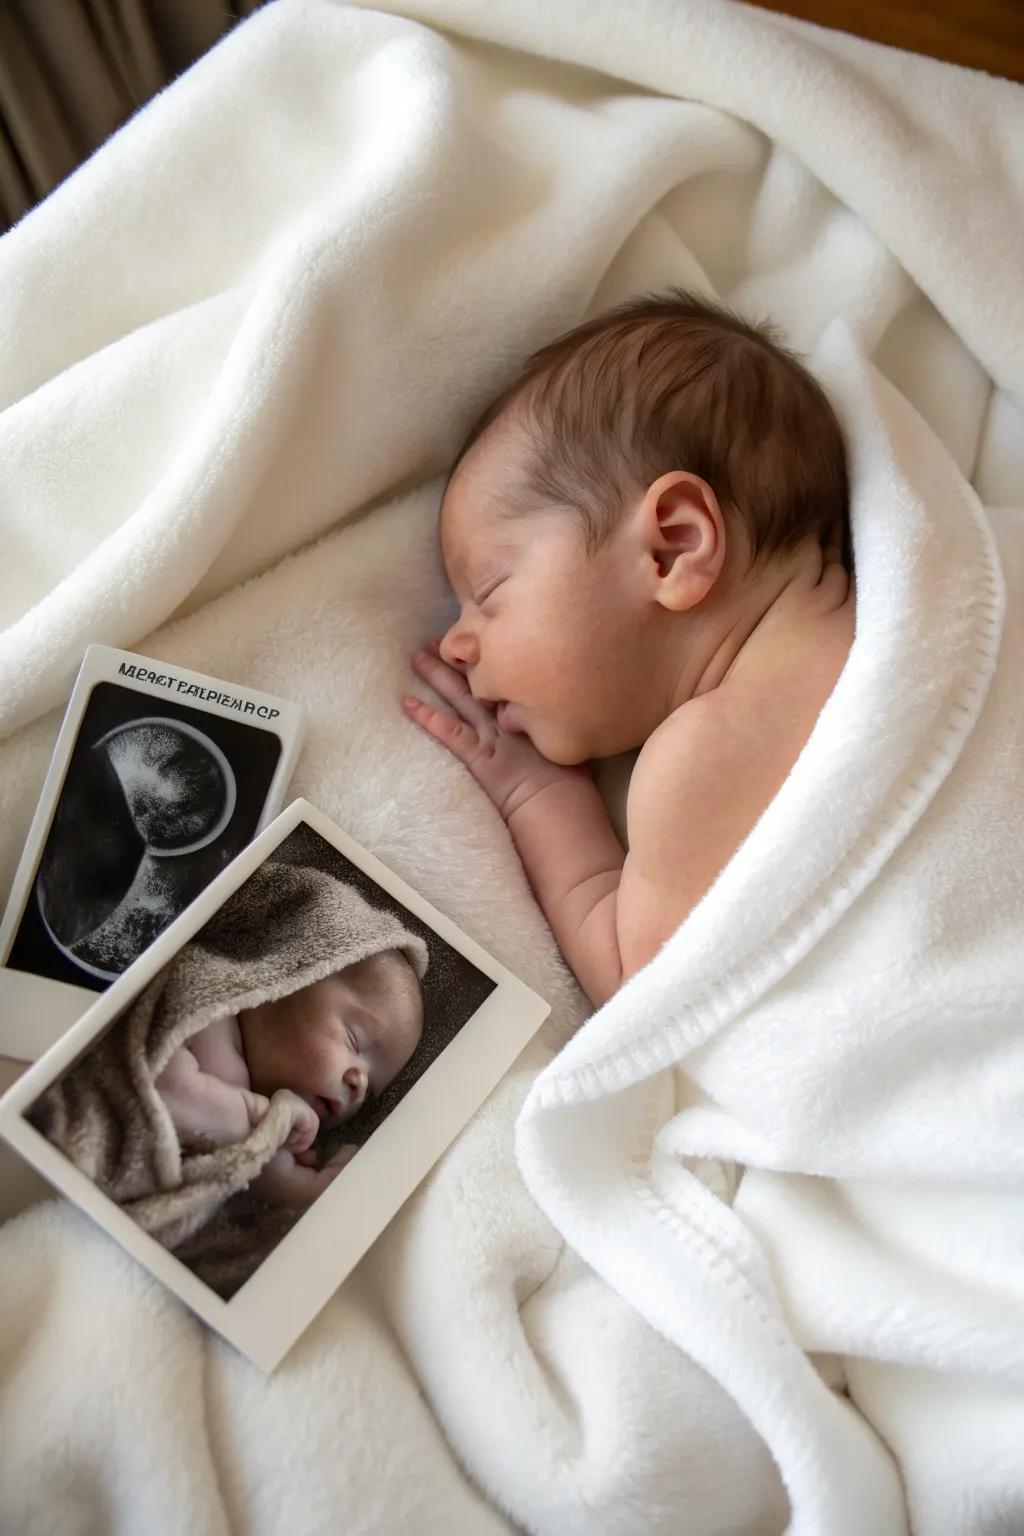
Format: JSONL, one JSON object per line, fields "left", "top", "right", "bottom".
{"left": 31, "top": 858, "right": 430, "bottom": 1290}
{"left": 154, "top": 946, "right": 424, "bottom": 1205}
{"left": 405, "top": 289, "right": 855, "bottom": 1005}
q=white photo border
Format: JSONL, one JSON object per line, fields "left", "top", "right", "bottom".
{"left": 0, "top": 798, "right": 550, "bottom": 1372}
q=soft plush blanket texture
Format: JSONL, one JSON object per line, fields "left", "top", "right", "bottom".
{"left": 1, "top": 1, "right": 1022, "bottom": 1533}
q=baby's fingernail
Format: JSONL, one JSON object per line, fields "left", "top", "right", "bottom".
{"left": 403, "top": 694, "right": 419, "bottom": 709}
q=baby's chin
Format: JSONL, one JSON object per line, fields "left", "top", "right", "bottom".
{"left": 533, "top": 730, "right": 596, "bottom": 769}
{"left": 523, "top": 718, "right": 589, "bottom": 767}
{"left": 550, "top": 717, "right": 649, "bottom": 764}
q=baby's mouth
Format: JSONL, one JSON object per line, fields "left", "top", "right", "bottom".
{"left": 311, "top": 1094, "right": 341, "bottom": 1123}
{"left": 497, "top": 700, "right": 521, "bottom": 731}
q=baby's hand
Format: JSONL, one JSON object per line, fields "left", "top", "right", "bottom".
{"left": 405, "top": 644, "right": 583, "bottom": 822}
{"left": 253, "top": 1143, "right": 358, "bottom": 1208}
{"left": 280, "top": 1092, "right": 319, "bottom": 1155}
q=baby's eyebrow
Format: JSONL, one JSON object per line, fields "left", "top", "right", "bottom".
{"left": 465, "top": 544, "right": 517, "bottom": 595}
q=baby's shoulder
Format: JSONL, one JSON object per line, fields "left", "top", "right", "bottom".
{"left": 617, "top": 618, "right": 851, "bottom": 970}
{"left": 626, "top": 656, "right": 830, "bottom": 859}
{"left": 618, "top": 698, "right": 775, "bottom": 970}
{"left": 627, "top": 695, "right": 747, "bottom": 824}
{"left": 189, "top": 1014, "right": 251, "bottom": 1087}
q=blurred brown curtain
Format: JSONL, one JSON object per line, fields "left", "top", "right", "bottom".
{"left": 0, "top": 0, "right": 265, "bottom": 234}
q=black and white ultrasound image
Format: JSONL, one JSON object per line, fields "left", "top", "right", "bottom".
{"left": 7, "top": 683, "right": 283, "bottom": 990}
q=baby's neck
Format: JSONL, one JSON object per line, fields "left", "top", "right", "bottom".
{"left": 678, "top": 548, "right": 854, "bottom": 707}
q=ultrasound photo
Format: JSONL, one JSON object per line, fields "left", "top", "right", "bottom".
{"left": 6, "top": 683, "right": 285, "bottom": 990}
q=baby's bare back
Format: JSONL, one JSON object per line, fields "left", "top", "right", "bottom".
{"left": 617, "top": 574, "right": 855, "bottom": 978}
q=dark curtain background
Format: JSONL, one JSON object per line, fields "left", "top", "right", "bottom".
{"left": 0, "top": 0, "right": 265, "bottom": 234}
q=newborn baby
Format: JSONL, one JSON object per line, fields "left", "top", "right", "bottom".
{"left": 155, "top": 949, "right": 424, "bottom": 1205}
{"left": 405, "top": 289, "right": 855, "bottom": 1007}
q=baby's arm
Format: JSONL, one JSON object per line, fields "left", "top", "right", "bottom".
{"left": 407, "top": 649, "right": 627, "bottom": 1006}
{"left": 499, "top": 771, "right": 628, "bottom": 1006}
{"left": 156, "top": 1047, "right": 318, "bottom": 1154}
{"left": 407, "top": 650, "right": 778, "bottom": 1009}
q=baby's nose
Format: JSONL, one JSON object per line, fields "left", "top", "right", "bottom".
{"left": 439, "top": 621, "right": 479, "bottom": 669}
{"left": 342, "top": 1064, "right": 368, "bottom": 1110}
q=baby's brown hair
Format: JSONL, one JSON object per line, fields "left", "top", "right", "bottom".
{"left": 451, "top": 289, "right": 850, "bottom": 569}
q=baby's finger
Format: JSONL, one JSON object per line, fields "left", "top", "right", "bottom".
{"left": 403, "top": 694, "right": 481, "bottom": 765}
{"left": 411, "top": 649, "right": 491, "bottom": 728}
{"left": 286, "top": 1104, "right": 319, "bottom": 1153}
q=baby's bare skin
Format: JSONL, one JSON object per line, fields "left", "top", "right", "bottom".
{"left": 405, "top": 422, "right": 854, "bottom": 1007}
{"left": 154, "top": 955, "right": 423, "bottom": 1205}
{"left": 156, "top": 1026, "right": 349, "bottom": 1207}
{"left": 155, "top": 1016, "right": 319, "bottom": 1154}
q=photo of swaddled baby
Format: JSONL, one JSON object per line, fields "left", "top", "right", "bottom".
{"left": 27, "top": 821, "right": 495, "bottom": 1300}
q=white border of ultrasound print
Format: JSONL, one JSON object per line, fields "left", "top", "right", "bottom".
{"left": 0, "top": 644, "right": 304, "bottom": 1061}
{"left": 0, "top": 799, "right": 551, "bottom": 1373}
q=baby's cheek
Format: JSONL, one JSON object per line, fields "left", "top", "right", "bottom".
{"left": 305, "top": 1033, "right": 350, "bottom": 1089}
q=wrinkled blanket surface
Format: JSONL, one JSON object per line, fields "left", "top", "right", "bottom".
{"left": 1, "top": 1, "right": 1022, "bottom": 1533}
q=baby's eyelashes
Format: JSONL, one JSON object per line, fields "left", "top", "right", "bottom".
{"left": 474, "top": 576, "right": 506, "bottom": 607}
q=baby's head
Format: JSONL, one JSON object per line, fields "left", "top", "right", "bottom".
{"left": 438, "top": 290, "right": 849, "bottom": 763}
{"left": 238, "top": 948, "right": 424, "bottom": 1127}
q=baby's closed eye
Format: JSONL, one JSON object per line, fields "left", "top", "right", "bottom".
{"left": 474, "top": 575, "right": 507, "bottom": 608}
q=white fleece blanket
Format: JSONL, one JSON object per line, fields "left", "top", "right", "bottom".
{"left": 1, "top": 2, "right": 1023, "bottom": 1533}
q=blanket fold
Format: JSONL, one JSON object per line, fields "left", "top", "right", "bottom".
{"left": 518, "top": 341, "right": 1023, "bottom": 1531}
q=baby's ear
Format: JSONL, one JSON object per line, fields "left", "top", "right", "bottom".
{"left": 644, "top": 471, "right": 726, "bottom": 611}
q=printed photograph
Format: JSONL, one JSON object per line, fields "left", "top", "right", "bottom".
{"left": 6, "top": 681, "right": 284, "bottom": 990}
{"left": 26, "top": 821, "right": 496, "bottom": 1301}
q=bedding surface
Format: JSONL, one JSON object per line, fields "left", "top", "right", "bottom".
{"left": 0, "top": 1, "right": 1022, "bottom": 1532}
